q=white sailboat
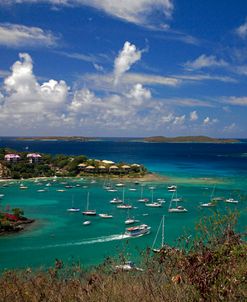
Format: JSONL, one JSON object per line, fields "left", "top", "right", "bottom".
{"left": 124, "top": 209, "right": 138, "bottom": 225}
{"left": 67, "top": 196, "right": 80, "bottom": 212}
{"left": 138, "top": 185, "right": 149, "bottom": 202}
{"left": 117, "top": 188, "right": 133, "bottom": 209}
{"left": 82, "top": 192, "right": 96, "bottom": 215}
{"left": 200, "top": 185, "right": 217, "bottom": 207}
{"left": 171, "top": 189, "right": 183, "bottom": 202}
{"left": 152, "top": 215, "right": 166, "bottom": 253}
{"left": 146, "top": 189, "right": 162, "bottom": 207}
{"left": 168, "top": 192, "right": 187, "bottom": 213}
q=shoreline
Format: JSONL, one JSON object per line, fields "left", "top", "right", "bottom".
{"left": 0, "top": 218, "right": 35, "bottom": 237}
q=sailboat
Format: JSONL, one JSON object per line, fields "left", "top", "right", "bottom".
{"left": 152, "top": 215, "right": 166, "bottom": 253}
{"left": 124, "top": 209, "right": 138, "bottom": 225}
{"left": 146, "top": 189, "right": 162, "bottom": 207}
{"left": 138, "top": 185, "right": 149, "bottom": 203}
{"left": 200, "top": 185, "right": 217, "bottom": 207}
{"left": 167, "top": 185, "right": 177, "bottom": 192}
{"left": 117, "top": 188, "right": 133, "bottom": 209}
{"left": 67, "top": 196, "right": 80, "bottom": 212}
{"left": 168, "top": 191, "right": 187, "bottom": 213}
{"left": 171, "top": 188, "right": 183, "bottom": 202}
{"left": 82, "top": 192, "right": 96, "bottom": 215}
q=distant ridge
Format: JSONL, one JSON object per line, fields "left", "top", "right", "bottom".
{"left": 16, "top": 136, "right": 91, "bottom": 142}
{"left": 141, "top": 136, "right": 239, "bottom": 143}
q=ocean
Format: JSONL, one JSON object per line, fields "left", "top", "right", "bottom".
{"left": 0, "top": 138, "right": 246, "bottom": 271}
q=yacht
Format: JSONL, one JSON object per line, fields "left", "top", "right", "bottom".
{"left": 109, "top": 197, "right": 123, "bottom": 204}
{"left": 168, "top": 192, "right": 188, "bottom": 213}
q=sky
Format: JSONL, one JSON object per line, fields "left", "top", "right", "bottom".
{"left": 0, "top": 1, "right": 247, "bottom": 137}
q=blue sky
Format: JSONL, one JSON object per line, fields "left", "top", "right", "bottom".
{"left": 0, "top": 0, "right": 247, "bottom": 137}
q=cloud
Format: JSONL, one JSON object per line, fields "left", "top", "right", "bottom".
{"left": 0, "top": 23, "right": 58, "bottom": 47}
{"left": 190, "top": 110, "right": 198, "bottom": 121}
{"left": 236, "top": 19, "right": 247, "bottom": 39}
{"left": 173, "top": 115, "right": 185, "bottom": 125}
{"left": 225, "top": 96, "right": 247, "bottom": 106}
{"left": 2, "top": 1, "right": 174, "bottom": 28}
{"left": 56, "top": 51, "right": 108, "bottom": 64}
{"left": 184, "top": 54, "right": 228, "bottom": 70}
{"left": 0, "top": 53, "right": 69, "bottom": 130}
{"left": 114, "top": 41, "right": 142, "bottom": 84}
{"left": 203, "top": 117, "right": 218, "bottom": 126}
{"left": 223, "top": 123, "right": 237, "bottom": 133}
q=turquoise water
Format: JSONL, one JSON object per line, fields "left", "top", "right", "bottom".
{"left": 0, "top": 140, "right": 246, "bottom": 271}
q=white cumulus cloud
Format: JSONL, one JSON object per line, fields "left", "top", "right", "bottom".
{"left": 190, "top": 110, "right": 198, "bottom": 121}
{"left": 114, "top": 41, "right": 142, "bottom": 84}
{"left": 203, "top": 117, "right": 218, "bottom": 126}
{"left": 0, "top": 53, "right": 69, "bottom": 130}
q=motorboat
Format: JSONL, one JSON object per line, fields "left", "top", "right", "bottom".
{"left": 99, "top": 213, "right": 113, "bottom": 218}
{"left": 225, "top": 198, "right": 239, "bottom": 204}
{"left": 83, "top": 220, "right": 91, "bottom": 225}
{"left": 109, "top": 197, "right": 123, "bottom": 204}
{"left": 115, "top": 261, "right": 143, "bottom": 272}
{"left": 117, "top": 204, "right": 133, "bottom": 209}
{"left": 125, "top": 224, "right": 151, "bottom": 237}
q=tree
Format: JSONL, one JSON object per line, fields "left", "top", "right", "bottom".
{"left": 12, "top": 208, "right": 24, "bottom": 219}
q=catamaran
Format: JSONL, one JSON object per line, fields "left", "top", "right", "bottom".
{"left": 152, "top": 215, "right": 166, "bottom": 253}
{"left": 82, "top": 192, "right": 96, "bottom": 216}
{"left": 168, "top": 192, "right": 188, "bottom": 213}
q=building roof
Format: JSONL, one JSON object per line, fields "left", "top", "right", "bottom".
{"left": 131, "top": 163, "right": 141, "bottom": 167}
{"left": 109, "top": 165, "right": 119, "bottom": 169}
{"left": 85, "top": 165, "right": 95, "bottom": 169}
{"left": 27, "top": 153, "right": 42, "bottom": 158}
{"left": 98, "top": 165, "right": 106, "bottom": 169}
{"left": 78, "top": 163, "right": 87, "bottom": 167}
{"left": 4, "top": 154, "right": 20, "bottom": 159}
{"left": 122, "top": 165, "right": 131, "bottom": 169}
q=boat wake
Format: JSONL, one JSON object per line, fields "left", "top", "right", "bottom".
{"left": 10, "top": 234, "right": 131, "bottom": 251}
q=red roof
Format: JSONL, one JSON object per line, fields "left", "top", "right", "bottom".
{"left": 4, "top": 213, "right": 18, "bottom": 221}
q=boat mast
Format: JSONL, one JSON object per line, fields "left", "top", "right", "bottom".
{"left": 86, "top": 192, "right": 90, "bottom": 210}
{"left": 122, "top": 187, "right": 125, "bottom": 203}
{"left": 140, "top": 186, "right": 143, "bottom": 199}
{"left": 152, "top": 216, "right": 162, "bottom": 249}
{"left": 161, "top": 215, "right": 165, "bottom": 247}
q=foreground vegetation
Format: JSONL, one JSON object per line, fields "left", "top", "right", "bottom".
{"left": 0, "top": 211, "right": 246, "bottom": 301}
{"left": 0, "top": 148, "right": 146, "bottom": 179}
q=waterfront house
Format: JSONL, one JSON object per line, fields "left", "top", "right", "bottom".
{"left": 4, "top": 154, "right": 21, "bottom": 162}
{"left": 109, "top": 165, "right": 119, "bottom": 174}
{"left": 85, "top": 165, "right": 95, "bottom": 173}
{"left": 27, "top": 153, "right": 42, "bottom": 164}
{"left": 98, "top": 165, "right": 107, "bottom": 173}
{"left": 78, "top": 163, "right": 87, "bottom": 170}
{"left": 121, "top": 165, "right": 131, "bottom": 172}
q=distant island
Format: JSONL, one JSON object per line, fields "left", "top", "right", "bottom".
{"left": 16, "top": 136, "right": 92, "bottom": 142}
{"left": 15, "top": 135, "right": 240, "bottom": 143}
{"left": 140, "top": 136, "right": 239, "bottom": 143}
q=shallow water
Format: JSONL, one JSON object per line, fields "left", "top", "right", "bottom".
{"left": 0, "top": 139, "right": 246, "bottom": 270}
